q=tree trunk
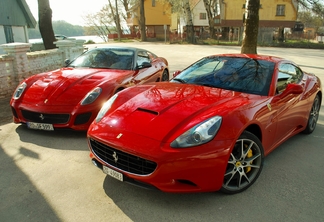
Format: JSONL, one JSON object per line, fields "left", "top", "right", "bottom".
{"left": 278, "top": 26, "right": 285, "bottom": 42}
{"left": 115, "top": 0, "right": 121, "bottom": 39}
{"left": 139, "top": 0, "right": 146, "bottom": 41}
{"left": 241, "top": 0, "right": 260, "bottom": 54}
{"left": 37, "top": 0, "right": 56, "bottom": 49}
{"left": 202, "top": 0, "right": 216, "bottom": 39}
{"left": 184, "top": 0, "right": 195, "bottom": 43}
{"left": 108, "top": 0, "right": 122, "bottom": 41}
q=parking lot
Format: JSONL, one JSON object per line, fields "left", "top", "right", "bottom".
{"left": 1, "top": 42, "right": 324, "bottom": 222}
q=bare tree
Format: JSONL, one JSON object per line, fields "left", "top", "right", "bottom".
{"left": 83, "top": 0, "right": 132, "bottom": 42}
{"left": 184, "top": 0, "right": 195, "bottom": 43}
{"left": 297, "top": 0, "right": 324, "bottom": 17}
{"left": 121, "top": 0, "right": 132, "bottom": 20}
{"left": 202, "top": 0, "right": 218, "bottom": 39}
{"left": 139, "top": 0, "right": 147, "bottom": 41}
{"left": 107, "top": 0, "right": 122, "bottom": 41}
{"left": 241, "top": 0, "right": 260, "bottom": 54}
{"left": 160, "top": 0, "right": 195, "bottom": 43}
{"left": 82, "top": 4, "right": 117, "bottom": 42}
{"left": 37, "top": 0, "right": 56, "bottom": 49}
{"left": 298, "top": 10, "right": 324, "bottom": 34}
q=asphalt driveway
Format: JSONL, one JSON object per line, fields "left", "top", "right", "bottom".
{"left": 1, "top": 42, "right": 324, "bottom": 222}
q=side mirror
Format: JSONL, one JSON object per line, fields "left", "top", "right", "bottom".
{"left": 64, "top": 59, "right": 71, "bottom": 66}
{"left": 137, "top": 62, "right": 152, "bottom": 69}
{"left": 173, "top": 70, "right": 181, "bottom": 77}
{"left": 280, "top": 83, "right": 303, "bottom": 98}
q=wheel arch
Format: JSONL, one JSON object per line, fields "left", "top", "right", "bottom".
{"left": 244, "top": 124, "right": 262, "bottom": 143}
{"left": 317, "top": 91, "right": 322, "bottom": 106}
{"left": 158, "top": 68, "right": 170, "bottom": 82}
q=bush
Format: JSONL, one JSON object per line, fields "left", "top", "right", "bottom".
{"left": 84, "top": 40, "right": 95, "bottom": 44}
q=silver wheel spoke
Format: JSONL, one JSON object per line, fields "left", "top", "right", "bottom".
{"left": 222, "top": 134, "right": 263, "bottom": 193}
{"left": 310, "top": 97, "right": 320, "bottom": 129}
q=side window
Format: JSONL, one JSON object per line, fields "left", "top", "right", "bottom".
{"left": 293, "top": 66, "right": 304, "bottom": 83}
{"left": 276, "top": 63, "right": 303, "bottom": 94}
{"left": 137, "top": 51, "right": 151, "bottom": 66}
{"left": 147, "top": 52, "right": 157, "bottom": 60}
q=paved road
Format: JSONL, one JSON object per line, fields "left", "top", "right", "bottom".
{"left": 1, "top": 42, "right": 324, "bottom": 222}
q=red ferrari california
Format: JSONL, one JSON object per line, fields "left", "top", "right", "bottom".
{"left": 10, "top": 46, "right": 169, "bottom": 131}
{"left": 87, "top": 54, "right": 322, "bottom": 194}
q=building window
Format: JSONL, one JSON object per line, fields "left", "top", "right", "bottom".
{"left": 276, "top": 5, "right": 285, "bottom": 16}
{"left": 200, "top": 13, "right": 207, "bottom": 20}
{"left": 152, "top": 0, "right": 155, "bottom": 7}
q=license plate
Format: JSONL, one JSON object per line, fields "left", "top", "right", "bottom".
{"left": 27, "top": 122, "right": 54, "bottom": 131}
{"left": 103, "top": 165, "right": 123, "bottom": 181}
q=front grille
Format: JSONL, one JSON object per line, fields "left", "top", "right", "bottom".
{"left": 89, "top": 138, "right": 157, "bottom": 175}
{"left": 21, "top": 109, "right": 70, "bottom": 124}
{"left": 74, "top": 112, "right": 92, "bottom": 125}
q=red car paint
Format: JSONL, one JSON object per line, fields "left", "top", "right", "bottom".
{"left": 87, "top": 54, "right": 322, "bottom": 193}
{"left": 10, "top": 46, "right": 169, "bottom": 130}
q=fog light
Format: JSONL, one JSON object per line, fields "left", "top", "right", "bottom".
{"left": 92, "top": 159, "right": 98, "bottom": 167}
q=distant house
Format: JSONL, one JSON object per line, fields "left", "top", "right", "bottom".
{"left": 172, "top": 0, "right": 210, "bottom": 38}
{"left": 127, "top": 0, "right": 172, "bottom": 40}
{"left": 0, "top": 0, "right": 36, "bottom": 53}
{"left": 217, "top": 0, "right": 298, "bottom": 42}
{"left": 171, "top": 0, "right": 298, "bottom": 43}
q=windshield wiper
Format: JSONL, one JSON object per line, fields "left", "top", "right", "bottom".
{"left": 195, "top": 82, "right": 215, "bottom": 88}
{"left": 172, "top": 78, "right": 186, "bottom": 83}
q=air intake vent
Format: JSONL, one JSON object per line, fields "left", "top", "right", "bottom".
{"left": 136, "top": 107, "right": 158, "bottom": 115}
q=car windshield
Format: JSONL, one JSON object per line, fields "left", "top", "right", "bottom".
{"left": 68, "top": 48, "right": 134, "bottom": 70}
{"left": 171, "top": 56, "right": 275, "bottom": 96}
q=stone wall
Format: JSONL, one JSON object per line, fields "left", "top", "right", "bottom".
{"left": 0, "top": 39, "right": 84, "bottom": 99}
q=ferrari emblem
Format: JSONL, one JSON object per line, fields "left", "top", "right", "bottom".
{"left": 112, "top": 151, "right": 118, "bottom": 163}
{"left": 267, "top": 103, "right": 272, "bottom": 111}
{"left": 39, "top": 114, "right": 45, "bottom": 120}
{"left": 116, "top": 133, "right": 123, "bottom": 139}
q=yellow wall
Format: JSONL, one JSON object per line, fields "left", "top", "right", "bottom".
{"left": 131, "top": 0, "right": 171, "bottom": 26}
{"left": 224, "top": 0, "right": 297, "bottom": 21}
{"left": 260, "top": 0, "right": 297, "bottom": 21}
{"left": 223, "top": 0, "right": 245, "bottom": 20}
{"left": 144, "top": 0, "right": 171, "bottom": 25}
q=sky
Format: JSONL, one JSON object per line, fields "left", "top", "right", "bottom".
{"left": 25, "top": 0, "right": 108, "bottom": 26}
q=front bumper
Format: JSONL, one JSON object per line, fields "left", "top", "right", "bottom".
{"left": 88, "top": 132, "right": 233, "bottom": 193}
{"left": 10, "top": 100, "right": 102, "bottom": 131}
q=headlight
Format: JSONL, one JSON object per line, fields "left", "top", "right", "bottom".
{"left": 81, "top": 87, "right": 102, "bottom": 105}
{"left": 95, "top": 94, "right": 118, "bottom": 122}
{"left": 171, "top": 116, "right": 222, "bottom": 148}
{"left": 13, "top": 82, "right": 27, "bottom": 99}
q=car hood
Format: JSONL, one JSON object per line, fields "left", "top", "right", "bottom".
{"left": 23, "top": 67, "right": 133, "bottom": 106}
{"left": 94, "top": 82, "right": 266, "bottom": 142}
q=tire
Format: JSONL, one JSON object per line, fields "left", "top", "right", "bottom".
{"left": 221, "top": 131, "right": 264, "bottom": 194}
{"left": 303, "top": 94, "right": 320, "bottom": 134}
{"left": 161, "top": 69, "right": 169, "bottom": 81}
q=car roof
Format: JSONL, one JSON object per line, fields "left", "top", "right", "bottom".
{"left": 89, "top": 46, "right": 152, "bottom": 53}
{"left": 207, "top": 53, "right": 288, "bottom": 64}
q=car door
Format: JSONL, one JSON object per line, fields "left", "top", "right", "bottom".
{"left": 132, "top": 51, "right": 161, "bottom": 84}
{"left": 269, "top": 63, "right": 305, "bottom": 145}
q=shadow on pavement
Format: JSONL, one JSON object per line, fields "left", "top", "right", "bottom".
{"left": 15, "top": 125, "right": 88, "bottom": 151}
{"left": 0, "top": 145, "right": 60, "bottom": 221}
